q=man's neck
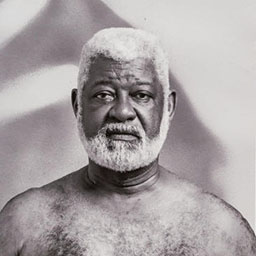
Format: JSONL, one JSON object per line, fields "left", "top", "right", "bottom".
{"left": 85, "top": 159, "right": 160, "bottom": 194}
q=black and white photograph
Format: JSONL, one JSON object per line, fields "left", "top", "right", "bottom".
{"left": 0, "top": 0, "right": 255, "bottom": 255}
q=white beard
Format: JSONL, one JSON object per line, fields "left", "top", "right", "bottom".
{"left": 77, "top": 107, "right": 170, "bottom": 172}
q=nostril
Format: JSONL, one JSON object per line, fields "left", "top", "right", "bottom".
{"left": 108, "top": 103, "right": 136, "bottom": 122}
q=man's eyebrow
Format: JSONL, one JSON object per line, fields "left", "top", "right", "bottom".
{"left": 92, "top": 79, "right": 113, "bottom": 86}
{"left": 135, "top": 81, "right": 152, "bottom": 86}
{"left": 90, "top": 80, "right": 153, "bottom": 86}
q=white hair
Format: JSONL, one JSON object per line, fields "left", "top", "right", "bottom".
{"left": 76, "top": 28, "right": 172, "bottom": 171}
{"left": 77, "top": 27, "right": 170, "bottom": 105}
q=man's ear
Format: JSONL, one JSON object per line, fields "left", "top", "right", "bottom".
{"left": 168, "top": 90, "right": 177, "bottom": 120}
{"left": 71, "top": 89, "right": 78, "bottom": 117}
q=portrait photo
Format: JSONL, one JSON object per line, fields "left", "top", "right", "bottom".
{"left": 0, "top": 0, "right": 255, "bottom": 255}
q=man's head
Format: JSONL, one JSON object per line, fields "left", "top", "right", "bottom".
{"left": 72, "top": 28, "right": 176, "bottom": 172}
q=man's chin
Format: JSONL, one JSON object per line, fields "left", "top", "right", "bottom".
{"left": 87, "top": 146, "right": 145, "bottom": 172}
{"left": 78, "top": 123, "right": 166, "bottom": 172}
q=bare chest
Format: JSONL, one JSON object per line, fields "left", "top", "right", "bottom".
{"left": 21, "top": 208, "right": 215, "bottom": 256}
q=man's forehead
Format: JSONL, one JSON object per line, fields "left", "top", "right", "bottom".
{"left": 87, "top": 56, "right": 159, "bottom": 84}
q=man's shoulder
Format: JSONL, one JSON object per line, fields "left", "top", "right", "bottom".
{"left": 0, "top": 169, "right": 83, "bottom": 255}
{"left": 161, "top": 168, "right": 251, "bottom": 224}
{"left": 198, "top": 191, "right": 256, "bottom": 254}
{"left": 0, "top": 187, "right": 45, "bottom": 224}
{"left": 0, "top": 168, "right": 85, "bottom": 223}
{"left": 160, "top": 168, "right": 256, "bottom": 254}
{"left": 0, "top": 187, "right": 44, "bottom": 254}
{"left": 163, "top": 169, "right": 255, "bottom": 233}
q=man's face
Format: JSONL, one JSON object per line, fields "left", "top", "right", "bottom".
{"left": 77, "top": 56, "right": 169, "bottom": 171}
{"left": 81, "top": 57, "right": 164, "bottom": 139}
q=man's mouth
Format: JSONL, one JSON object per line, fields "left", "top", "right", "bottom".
{"left": 106, "top": 129, "right": 141, "bottom": 142}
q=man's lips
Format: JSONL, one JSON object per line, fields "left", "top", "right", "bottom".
{"left": 106, "top": 130, "right": 141, "bottom": 141}
{"left": 108, "top": 133, "right": 139, "bottom": 141}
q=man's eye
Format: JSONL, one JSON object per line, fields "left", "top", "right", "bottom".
{"left": 133, "top": 92, "right": 152, "bottom": 102}
{"left": 94, "top": 92, "right": 115, "bottom": 102}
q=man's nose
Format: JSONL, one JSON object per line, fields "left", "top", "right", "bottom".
{"left": 108, "top": 97, "right": 136, "bottom": 122}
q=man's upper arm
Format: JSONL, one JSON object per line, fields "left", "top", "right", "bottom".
{"left": 207, "top": 193, "right": 256, "bottom": 255}
{"left": 231, "top": 210, "right": 256, "bottom": 255}
{"left": 0, "top": 192, "right": 31, "bottom": 256}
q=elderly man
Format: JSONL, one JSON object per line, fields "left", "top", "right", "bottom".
{"left": 0, "top": 28, "right": 255, "bottom": 256}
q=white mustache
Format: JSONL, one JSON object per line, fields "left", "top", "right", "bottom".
{"left": 98, "top": 123, "right": 144, "bottom": 139}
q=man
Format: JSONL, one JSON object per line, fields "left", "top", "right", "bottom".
{"left": 0, "top": 28, "right": 255, "bottom": 256}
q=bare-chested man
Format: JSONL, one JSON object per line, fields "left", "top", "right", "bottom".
{"left": 0, "top": 28, "right": 255, "bottom": 256}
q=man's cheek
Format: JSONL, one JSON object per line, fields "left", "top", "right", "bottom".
{"left": 82, "top": 117, "right": 103, "bottom": 137}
